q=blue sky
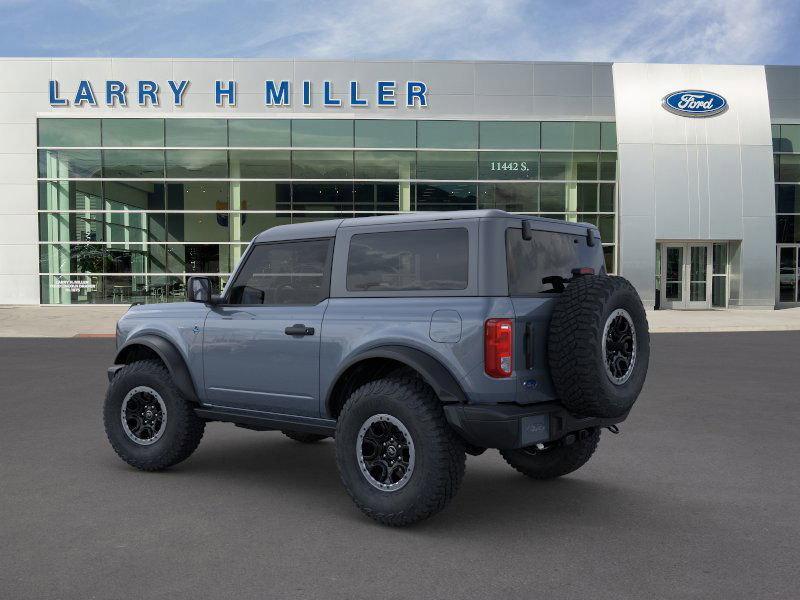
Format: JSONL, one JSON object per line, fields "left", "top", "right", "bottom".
{"left": 1, "top": 0, "right": 798, "bottom": 64}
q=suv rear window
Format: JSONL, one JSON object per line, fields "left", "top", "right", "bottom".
{"left": 346, "top": 228, "right": 468, "bottom": 292}
{"left": 506, "top": 227, "right": 603, "bottom": 295}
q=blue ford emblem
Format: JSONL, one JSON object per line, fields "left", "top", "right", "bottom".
{"left": 662, "top": 90, "right": 728, "bottom": 117}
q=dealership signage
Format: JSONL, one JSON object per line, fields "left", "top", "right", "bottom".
{"left": 662, "top": 90, "right": 728, "bottom": 117}
{"left": 48, "top": 79, "right": 429, "bottom": 108}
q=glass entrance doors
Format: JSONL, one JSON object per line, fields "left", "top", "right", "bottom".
{"left": 659, "top": 243, "right": 713, "bottom": 309}
{"left": 778, "top": 245, "right": 800, "bottom": 304}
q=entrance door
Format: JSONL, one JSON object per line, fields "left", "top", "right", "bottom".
{"left": 660, "top": 243, "right": 712, "bottom": 309}
{"left": 777, "top": 245, "right": 799, "bottom": 304}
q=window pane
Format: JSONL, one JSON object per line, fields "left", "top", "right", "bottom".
{"left": 478, "top": 183, "right": 538, "bottom": 212}
{"left": 229, "top": 239, "right": 332, "bottom": 305}
{"left": 355, "top": 120, "right": 416, "bottom": 148}
{"left": 39, "top": 181, "right": 102, "bottom": 210}
{"left": 772, "top": 124, "right": 782, "bottom": 152}
{"left": 780, "top": 124, "right": 800, "bottom": 153}
{"left": 713, "top": 243, "right": 727, "bottom": 274}
{"left": 166, "top": 150, "right": 228, "bottom": 178}
{"left": 167, "top": 182, "right": 229, "bottom": 211}
{"left": 541, "top": 122, "right": 573, "bottom": 150}
{"left": 292, "top": 183, "right": 354, "bottom": 212}
{"left": 600, "top": 122, "right": 617, "bottom": 150}
{"left": 417, "top": 121, "right": 478, "bottom": 149}
{"left": 478, "top": 152, "right": 539, "bottom": 179}
{"left": 346, "top": 229, "right": 468, "bottom": 292}
{"left": 540, "top": 153, "right": 570, "bottom": 180}
{"left": 600, "top": 152, "right": 616, "bottom": 180}
{"left": 416, "top": 151, "right": 476, "bottom": 179}
{"left": 540, "top": 183, "right": 566, "bottom": 212}
{"left": 228, "top": 119, "right": 290, "bottom": 147}
{"left": 776, "top": 184, "right": 800, "bottom": 213}
{"left": 576, "top": 183, "right": 598, "bottom": 212}
{"left": 292, "top": 120, "right": 353, "bottom": 147}
{"left": 479, "top": 122, "right": 539, "bottom": 149}
{"left": 354, "top": 183, "right": 405, "bottom": 212}
{"left": 292, "top": 151, "right": 353, "bottom": 178}
{"left": 778, "top": 155, "right": 800, "bottom": 183}
{"left": 777, "top": 215, "right": 800, "bottom": 243}
{"left": 599, "top": 183, "right": 615, "bottom": 212}
{"left": 229, "top": 150, "right": 290, "bottom": 178}
{"left": 168, "top": 212, "right": 232, "bottom": 243}
{"left": 165, "top": 119, "right": 227, "bottom": 147}
{"left": 575, "top": 153, "right": 599, "bottom": 180}
{"left": 38, "top": 149, "right": 102, "bottom": 178}
{"left": 354, "top": 151, "right": 415, "bottom": 179}
{"left": 603, "top": 245, "right": 615, "bottom": 274}
{"left": 102, "top": 119, "right": 164, "bottom": 147}
{"left": 103, "top": 150, "right": 165, "bottom": 178}
{"left": 39, "top": 119, "right": 100, "bottom": 147}
{"left": 105, "top": 212, "right": 154, "bottom": 244}
{"left": 168, "top": 244, "right": 227, "bottom": 273}
{"left": 599, "top": 215, "right": 615, "bottom": 242}
{"left": 39, "top": 212, "right": 104, "bottom": 242}
{"left": 104, "top": 182, "right": 165, "bottom": 211}
{"left": 415, "top": 183, "right": 477, "bottom": 211}
{"left": 239, "top": 212, "right": 291, "bottom": 241}
{"left": 574, "top": 122, "right": 601, "bottom": 149}
{"left": 237, "top": 181, "right": 291, "bottom": 211}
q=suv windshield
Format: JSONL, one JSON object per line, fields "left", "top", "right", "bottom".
{"left": 506, "top": 227, "right": 603, "bottom": 295}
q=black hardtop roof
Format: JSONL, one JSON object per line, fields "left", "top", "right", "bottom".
{"left": 252, "top": 210, "right": 597, "bottom": 243}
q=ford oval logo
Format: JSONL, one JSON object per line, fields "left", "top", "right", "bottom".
{"left": 662, "top": 90, "right": 728, "bottom": 117}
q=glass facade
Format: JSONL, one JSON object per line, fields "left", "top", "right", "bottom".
{"left": 773, "top": 124, "right": 800, "bottom": 304}
{"left": 37, "top": 118, "right": 618, "bottom": 304}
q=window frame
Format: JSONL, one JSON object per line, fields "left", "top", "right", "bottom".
{"left": 331, "top": 221, "right": 478, "bottom": 298}
{"left": 221, "top": 237, "right": 334, "bottom": 307}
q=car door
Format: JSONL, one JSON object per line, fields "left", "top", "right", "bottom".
{"left": 202, "top": 238, "right": 333, "bottom": 417}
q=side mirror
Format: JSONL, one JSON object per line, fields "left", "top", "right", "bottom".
{"left": 186, "top": 276, "right": 212, "bottom": 303}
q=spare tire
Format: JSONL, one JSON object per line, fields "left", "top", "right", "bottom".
{"left": 548, "top": 275, "right": 649, "bottom": 418}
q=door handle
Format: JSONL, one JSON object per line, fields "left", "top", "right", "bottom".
{"left": 284, "top": 324, "right": 315, "bottom": 336}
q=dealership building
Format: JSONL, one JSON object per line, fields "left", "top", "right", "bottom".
{"left": 0, "top": 58, "right": 798, "bottom": 309}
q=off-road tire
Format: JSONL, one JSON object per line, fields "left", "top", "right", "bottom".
{"left": 335, "top": 373, "right": 466, "bottom": 526}
{"left": 103, "top": 359, "right": 205, "bottom": 471}
{"left": 500, "top": 428, "right": 600, "bottom": 479}
{"left": 282, "top": 430, "right": 329, "bottom": 443}
{"left": 548, "top": 275, "right": 649, "bottom": 418}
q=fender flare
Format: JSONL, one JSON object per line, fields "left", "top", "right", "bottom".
{"left": 325, "top": 345, "right": 468, "bottom": 416}
{"left": 114, "top": 334, "right": 199, "bottom": 403}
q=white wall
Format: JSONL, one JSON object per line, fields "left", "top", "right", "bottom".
{"left": 613, "top": 63, "right": 776, "bottom": 308}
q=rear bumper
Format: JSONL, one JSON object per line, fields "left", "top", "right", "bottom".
{"left": 443, "top": 402, "right": 627, "bottom": 450}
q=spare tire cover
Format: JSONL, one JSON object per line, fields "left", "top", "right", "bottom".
{"left": 547, "top": 275, "right": 649, "bottom": 418}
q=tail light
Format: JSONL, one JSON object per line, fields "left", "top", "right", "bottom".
{"left": 485, "top": 319, "right": 513, "bottom": 378}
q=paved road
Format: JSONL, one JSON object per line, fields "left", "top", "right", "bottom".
{"left": 1, "top": 333, "right": 798, "bottom": 599}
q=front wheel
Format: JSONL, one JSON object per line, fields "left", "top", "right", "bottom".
{"left": 500, "top": 428, "right": 600, "bottom": 480}
{"left": 103, "top": 359, "right": 205, "bottom": 471}
{"left": 335, "top": 373, "right": 466, "bottom": 526}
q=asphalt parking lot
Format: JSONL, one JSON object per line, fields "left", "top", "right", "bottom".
{"left": 2, "top": 333, "right": 799, "bottom": 599}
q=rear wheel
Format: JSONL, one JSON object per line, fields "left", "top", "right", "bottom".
{"left": 500, "top": 428, "right": 600, "bottom": 479}
{"left": 335, "top": 373, "right": 466, "bottom": 526}
{"left": 103, "top": 359, "right": 205, "bottom": 471}
{"left": 281, "top": 430, "right": 328, "bottom": 443}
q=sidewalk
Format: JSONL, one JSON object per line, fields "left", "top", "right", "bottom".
{"left": 2, "top": 304, "right": 800, "bottom": 338}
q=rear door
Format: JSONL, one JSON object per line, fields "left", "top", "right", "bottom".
{"left": 505, "top": 225, "right": 605, "bottom": 400}
{"left": 202, "top": 238, "right": 333, "bottom": 417}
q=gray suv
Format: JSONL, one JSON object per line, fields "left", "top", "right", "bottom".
{"left": 104, "top": 210, "right": 649, "bottom": 526}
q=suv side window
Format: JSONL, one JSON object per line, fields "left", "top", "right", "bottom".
{"left": 227, "top": 239, "right": 333, "bottom": 305}
{"left": 346, "top": 228, "right": 468, "bottom": 292}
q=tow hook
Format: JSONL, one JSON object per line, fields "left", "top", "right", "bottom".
{"left": 605, "top": 425, "right": 620, "bottom": 435}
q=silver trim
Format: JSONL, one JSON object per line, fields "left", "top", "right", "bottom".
{"left": 602, "top": 308, "right": 637, "bottom": 385}
{"left": 356, "top": 413, "right": 416, "bottom": 492}
{"left": 120, "top": 385, "right": 167, "bottom": 446}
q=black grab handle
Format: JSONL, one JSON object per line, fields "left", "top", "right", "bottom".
{"left": 284, "top": 324, "right": 315, "bottom": 336}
